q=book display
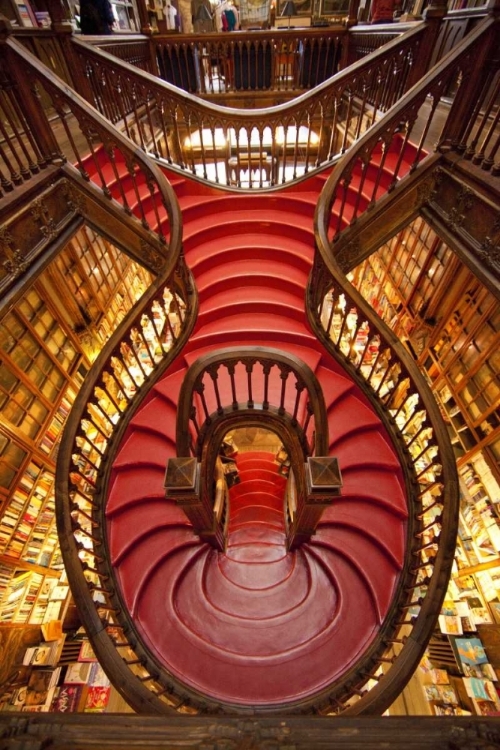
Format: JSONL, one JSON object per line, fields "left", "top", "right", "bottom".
{"left": 0, "top": 630, "right": 114, "bottom": 714}
{"left": 350, "top": 216, "right": 500, "bottom": 717}
{"left": 0, "top": 226, "right": 152, "bottom": 627}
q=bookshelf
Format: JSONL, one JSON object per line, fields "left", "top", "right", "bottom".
{"left": 0, "top": 225, "right": 152, "bottom": 626}
{"left": 351, "top": 217, "right": 500, "bottom": 717}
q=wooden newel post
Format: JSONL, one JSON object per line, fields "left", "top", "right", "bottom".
{"left": 164, "top": 457, "right": 225, "bottom": 550}
{"left": 289, "top": 456, "right": 342, "bottom": 549}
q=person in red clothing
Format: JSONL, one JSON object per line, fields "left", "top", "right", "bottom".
{"left": 370, "top": 0, "right": 400, "bottom": 23}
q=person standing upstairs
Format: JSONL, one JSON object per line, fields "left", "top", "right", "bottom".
{"left": 80, "top": 0, "right": 114, "bottom": 34}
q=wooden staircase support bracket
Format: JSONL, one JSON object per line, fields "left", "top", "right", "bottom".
{"left": 422, "top": 154, "right": 500, "bottom": 299}
{"left": 59, "top": 165, "right": 174, "bottom": 277}
{"left": 332, "top": 154, "right": 442, "bottom": 275}
{"left": 0, "top": 171, "right": 81, "bottom": 310}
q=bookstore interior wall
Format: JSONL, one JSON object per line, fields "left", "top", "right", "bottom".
{"left": 0, "top": 215, "right": 499, "bottom": 715}
{"left": 350, "top": 216, "right": 500, "bottom": 717}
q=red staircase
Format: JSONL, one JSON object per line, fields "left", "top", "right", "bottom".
{"left": 103, "top": 169, "right": 411, "bottom": 709}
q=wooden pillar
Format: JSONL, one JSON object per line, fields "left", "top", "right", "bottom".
{"left": 288, "top": 456, "right": 342, "bottom": 549}
{"left": 164, "top": 457, "right": 225, "bottom": 550}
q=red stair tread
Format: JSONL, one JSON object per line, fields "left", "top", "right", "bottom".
{"left": 340, "top": 466, "right": 408, "bottom": 514}
{"left": 319, "top": 499, "right": 406, "bottom": 561}
{"left": 131, "top": 397, "right": 177, "bottom": 439}
{"left": 194, "top": 258, "right": 309, "bottom": 293}
{"left": 186, "top": 239, "right": 313, "bottom": 274}
{"left": 109, "top": 504, "right": 193, "bottom": 565}
{"left": 331, "top": 430, "right": 400, "bottom": 470}
{"left": 106, "top": 465, "right": 166, "bottom": 514}
{"left": 113, "top": 429, "right": 173, "bottom": 468}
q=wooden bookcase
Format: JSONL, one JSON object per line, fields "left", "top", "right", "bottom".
{"left": 0, "top": 225, "right": 152, "bottom": 625}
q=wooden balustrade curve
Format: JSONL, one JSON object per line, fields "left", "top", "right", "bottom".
{"left": 55, "top": 260, "right": 198, "bottom": 714}
{"left": 314, "top": 14, "right": 499, "bottom": 249}
{"left": 304, "top": 262, "right": 460, "bottom": 713}
{"left": 66, "top": 21, "right": 430, "bottom": 188}
{"left": 305, "top": 24, "right": 497, "bottom": 712}
{"left": 0, "top": 36, "right": 182, "bottom": 262}
{"left": 173, "top": 346, "right": 331, "bottom": 552}
{"left": 175, "top": 345, "right": 329, "bottom": 457}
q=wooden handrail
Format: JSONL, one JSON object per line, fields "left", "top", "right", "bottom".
{"left": 55, "top": 261, "right": 197, "bottom": 714}
{"left": 173, "top": 346, "right": 331, "bottom": 549}
{"left": 0, "top": 34, "right": 182, "bottom": 267}
{"left": 67, "top": 21, "right": 431, "bottom": 188}
{"left": 175, "top": 345, "right": 328, "bottom": 457}
{"left": 315, "top": 15, "right": 499, "bottom": 249}
{"left": 301, "top": 15, "right": 500, "bottom": 719}
{"left": 307, "top": 251, "right": 459, "bottom": 712}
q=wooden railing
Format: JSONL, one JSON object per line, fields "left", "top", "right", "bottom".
{"left": 55, "top": 263, "right": 197, "bottom": 715}
{"left": 67, "top": 22, "right": 432, "bottom": 187}
{"left": 0, "top": 35, "right": 181, "bottom": 265}
{"left": 173, "top": 346, "right": 330, "bottom": 549}
{"left": 307, "top": 244, "right": 459, "bottom": 715}
{"left": 315, "top": 14, "right": 499, "bottom": 246}
{"left": 152, "top": 28, "right": 348, "bottom": 95}
{"left": 301, "top": 17, "right": 500, "bottom": 721}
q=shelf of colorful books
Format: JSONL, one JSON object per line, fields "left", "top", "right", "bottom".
{"left": 0, "top": 459, "right": 63, "bottom": 574}
{"left": 417, "top": 627, "right": 500, "bottom": 716}
{"left": 459, "top": 462, "right": 500, "bottom": 564}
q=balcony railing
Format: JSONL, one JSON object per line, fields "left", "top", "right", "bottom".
{"left": 169, "top": 346, "right": 332, "bottom": 549}
{"left": 67, "top": 21, "right": 432, "bottom": 187}
{"left": 0, "top": 35, "right": 182, "bottom": 270}
{"left": 315, "top": 14, "right": 500, "bottom": 248}
{"left": 303, "top": 12, "right": 500, "bottom": 720}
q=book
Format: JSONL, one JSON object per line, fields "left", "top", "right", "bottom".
{"left": 471, "top": 698, "right": 500, "bottom": 716}
{"left": 438, "top": 614, "right": 463, "bottom": 635}
{"left": 50, "top": 684, "right": 86, "bottom": 712}
{"left": 64, "top": 661, "right": 94, "bottom": 684}
{"left": 24, "top": 668, "right": 61, "bottom": 709}
{"left": 454, "top": 637, "right": 488, "bottom": 668}
{"left": 78, "top": 640, "right": 97, "bottom": 662}
{"left": 84, "top": 685, "right": 111, "bottom": 711}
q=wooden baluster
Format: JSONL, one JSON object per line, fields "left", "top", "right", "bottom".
{"left": 245, "top": 359, "right": 254, "bottom": 408}
{"left": 0, "top": 89, "right": 40, "bottom": 178}
{"left": 125, "top": 332, "right": 149, "bottom": 380}
{"left": 303, "top": 401, "right": 313, "bottom": 442}
{"left": 222, "top": 362, "right": 236, "bottom": 411}
{"left": 291, "top": 378, "right": 304, "bottom": 425}
{"left": 278, "top": 364, "right": 290, "bottom": 415}
{"left": 416, "top": 501, "right": 443, "bottom": 521}
{"left": 207, "top": 364, "right": 223, "bottom": 415}
{"left": 262, "top": 361, "right": 271, "bottom": 410}
{"left": 195, "top": 380, "right": 211, "bottom": 422}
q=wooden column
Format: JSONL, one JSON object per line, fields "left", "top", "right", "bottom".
{"left": 164, "top": 457, "right": 225, "bottom": 549}
{"left": 288, "top": 456, "right": 342, "bottom": 549}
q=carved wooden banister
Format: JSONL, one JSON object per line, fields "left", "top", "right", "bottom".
{"left": 66, "top": 22, "right": 432, "bottom": 188}
{"left": 305, "top": 21, "right": 484, "bottom": 698}
{"left": 307, "top": 252, "right": 460, "bottom": 713}
{"left": 314, "top": 14, "right": 499, "bottom": 254}
{"left": 171, "top": 346, "right": 334, "bottom": 550}
{"left": 55, "top": 261, "right": 197, "bottom": 714}
{"left": 0, "top": 34, "right": 182, "bottom": 272}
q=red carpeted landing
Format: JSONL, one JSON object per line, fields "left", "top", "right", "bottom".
{"left": 103, "top": 163, "right": 412, "bottom": 707}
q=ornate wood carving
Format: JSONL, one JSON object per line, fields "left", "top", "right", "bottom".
{"left": 0, "top": 177, "right": 77, "bottom": 303}
{"left": 1, "top": 713, "right": 500, "bottom": 749}
{"left": 425, "top": 157, "right": 500, "bottom": 295}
